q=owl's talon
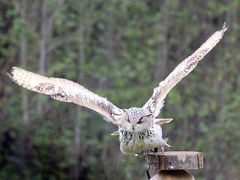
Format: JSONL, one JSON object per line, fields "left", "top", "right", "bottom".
{"left": 160, "top": 147, "right": 164, "bottom": 153}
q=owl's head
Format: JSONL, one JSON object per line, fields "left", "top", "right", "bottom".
{"left": 118, "top": 107, "right": 153, "bottom": 132}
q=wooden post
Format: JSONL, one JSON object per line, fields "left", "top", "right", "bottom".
{"left": 145, "top": 151, "right": 203, "bottom": 180}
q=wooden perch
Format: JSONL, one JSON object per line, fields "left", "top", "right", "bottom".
{"left": 146, "top": 151, "right": 203, "bottom": 170}
{"left": 145, "top": 151, "right": 203, "bottom": 180}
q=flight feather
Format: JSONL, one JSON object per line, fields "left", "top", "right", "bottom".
{"left": 7, "top": 67, "right": 123, "bottom": 123}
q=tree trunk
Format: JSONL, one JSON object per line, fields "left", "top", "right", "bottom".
{"left": 106, "top": 7, "right": 115, "bottom": 61}
{"left": 15, "top": 0, "right": 30, "bottom": 175}
{"left": 19, "top": 0, "right": 29, "bottom": 125}
{"left": 37, "top": 0, "right": 63, "bottom": 114}
{"left": 73, "top": 22, "right": 86, "bottom": 180}
{"left": 154, "top": 0, "right": 170, "bottom": 81}
{"left": 37, "top": 1, "right": 48, "bottom": 114}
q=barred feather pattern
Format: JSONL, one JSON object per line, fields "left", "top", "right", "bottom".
{"left": 7, "top": 67, "right": 123, "bottom": 124}
{"left": 119, "top": 124, "right": 164, "bottom": 154}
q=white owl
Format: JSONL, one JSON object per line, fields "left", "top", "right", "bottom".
{"left": 8, "top": 24, "right": 227, "bottom": 154}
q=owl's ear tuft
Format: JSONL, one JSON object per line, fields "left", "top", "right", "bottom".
{"left": 155, "top": 118, "right": 173, "bottom": 125}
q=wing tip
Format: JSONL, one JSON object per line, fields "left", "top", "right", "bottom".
{"left": 7, "top": 67, "right": 15, "bottom": 78}
{"left": 7, "top": 66, "right": 24, "bottom": 83}
{"left": 7, "top": 67, "right": 16, "bottom": 80}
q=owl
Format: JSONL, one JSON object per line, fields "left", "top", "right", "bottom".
{"left": 8, "top": 24, "right": 227, "bottom": 154}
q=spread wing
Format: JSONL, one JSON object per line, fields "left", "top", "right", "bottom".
{"left": 144, "top": 24, "right": 227, "bottom": 118}
{"left": 8, "top": 67, "right": 123, "bottom": 124}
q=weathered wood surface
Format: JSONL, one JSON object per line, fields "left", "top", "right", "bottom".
{"left": 146, "top": 151, "right": 203, "bottom": 170}
{"left": 150, "top": 170, "right": 195, "bottom": 180}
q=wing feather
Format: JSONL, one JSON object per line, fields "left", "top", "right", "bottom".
{"left": 8, "top": 67, "right": 123, "bottom": 123}
{"left": 144, "top": 24, "right": 227, "bottom": 117}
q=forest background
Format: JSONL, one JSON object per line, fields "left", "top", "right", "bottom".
{"left": 0, "top": 0, "right": 240, "bottom": 179}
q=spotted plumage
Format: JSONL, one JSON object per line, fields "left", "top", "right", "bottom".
{"left": 8, "top": 25, "right": 227, "bottom": 154}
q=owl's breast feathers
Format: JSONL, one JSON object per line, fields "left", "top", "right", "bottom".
{"left": 119, "top": 125, "right": 164, "bottom": 154}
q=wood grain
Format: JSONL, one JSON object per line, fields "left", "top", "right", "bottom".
{"left": 146, "top": 151, "right": 203, "bottom": 170}
{"left": 151, "top": 170, "right": 195, "bottom": 180}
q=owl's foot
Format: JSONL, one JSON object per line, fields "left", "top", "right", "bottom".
{"left": 142, "top": 138, "right": 172, "bottom": 155}
{"left": 143, "top": 150, "right": 152, "bottom": 156}
{"left": 144, "top": 148, "right": 158, "bottom": 154}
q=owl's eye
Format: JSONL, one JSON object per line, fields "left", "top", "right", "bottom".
{"left": 137, "top": 118, "right": 144, "bottom": 124}
{"left": 127, "top": 119, "right": 131, "bottom": 123}
{"left": 137, "top": 114, "right": 152, "bottom": 124}
{"left": 146, "top": 114, "right": 152, "bottom": 118}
